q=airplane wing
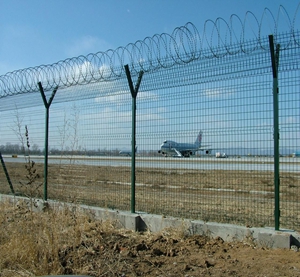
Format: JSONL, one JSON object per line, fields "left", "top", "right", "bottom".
{"left": 199, "top": 144, "right": 211, "bottom": 148}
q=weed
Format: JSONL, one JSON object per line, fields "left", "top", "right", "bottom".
{"left": 18, "top": 126, "right": 43, "bottom": 208}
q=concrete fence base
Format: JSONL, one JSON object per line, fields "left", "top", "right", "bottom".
{"left": 1, "top": 194, "right": 299, "bottom": 249}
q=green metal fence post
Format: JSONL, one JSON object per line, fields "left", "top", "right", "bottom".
{"left": 0, "top": 152, "right": 15, "bottom": 195}
{"left": 268, "top": 35, "right": 280, "bottom": 231}
{"left": 38, "top": 82, "right": 58, "bottom": 202}
{"left": 124, "top": 65, "right": 144, "bottom": 213}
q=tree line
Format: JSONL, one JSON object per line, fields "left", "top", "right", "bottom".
{"left": 0, "top": 143, "right": 160, "bottom": 157}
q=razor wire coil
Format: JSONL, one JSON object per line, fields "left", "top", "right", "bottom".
{"left": 0, "top": 3, "right": 299, "bottom": 98}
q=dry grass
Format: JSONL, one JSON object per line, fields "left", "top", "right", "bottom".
{"left": 0, "top": 199, "right": 124, "bottom": 276}
{"left": 1, "top": 200, "right": 300, "bottom": 277}
{"left": 0, "top": 161, "right": 300, "bottom": 230}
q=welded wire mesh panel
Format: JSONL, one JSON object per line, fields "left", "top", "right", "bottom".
{"left": 0, "top": 101, "right": 45, "bottom": 199}
{"left": 278, "top": 44, "right": 300, "bottom": 230}
{"left": 133, "top": 47, "right": 274, "bottom": 227}
{"left": 133, "top": 33, "right": 300, "bottom": 230}
{"left": 0, "top": 77, "right": 134, "bottom": 210}
{"left": 0, "top": 29, "right": 299, "bottom": 231}
{"left": 45, "top": 79, "right": 134, "bottom": 209}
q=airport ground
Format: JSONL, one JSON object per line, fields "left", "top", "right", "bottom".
{"left": 0, "top": 157, "right": 299, "bottom": 230}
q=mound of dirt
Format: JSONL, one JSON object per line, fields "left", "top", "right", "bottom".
{"left": 57, "top": 229, "right": 300, "bottom": 277}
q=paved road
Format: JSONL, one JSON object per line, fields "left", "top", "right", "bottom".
{"left": 2, "top": 155, "right": 299, "bottom": 172}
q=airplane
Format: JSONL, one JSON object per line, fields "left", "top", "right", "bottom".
{"left": 158, "top": 131, "right": 212, "bottom": 157}
{"left": 119, "top": 146, "right": 137, "bottom": 157}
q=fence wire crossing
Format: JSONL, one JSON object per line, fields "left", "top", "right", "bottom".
{"left": 0, "top": 6, "right": 299, "bottom": 231}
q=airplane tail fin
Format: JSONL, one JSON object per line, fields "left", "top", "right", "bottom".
{"left": 195, "top": 131, "right": 202, "bottom": 148}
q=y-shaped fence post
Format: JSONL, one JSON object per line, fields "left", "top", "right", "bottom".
{"left": 124, "top": 65, "right": 144, "bottom": 213}
{"left": 38, "top": 82, "right": 58, "bottom": 202}
{"left": 269, "top": 35, "right": 280, "bottom": 231}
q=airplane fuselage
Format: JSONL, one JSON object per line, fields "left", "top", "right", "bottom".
{"left": 158, "top": 131, "right": 211, "bottom": 157}
{"left": 159, "top": 140, "right": 198, "bottom": 157}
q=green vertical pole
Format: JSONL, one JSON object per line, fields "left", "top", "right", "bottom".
{"left": 0, "top": 152, "right": 15, "bottom": 194}
{"left": 131, "top": 95, "right": 137, "bottom": 213}
{"left": 44, "top": 107, "right": 49, "bottom": 200}
{"left": 124, "top": 65, "right": 144, "bottom": 213}
{"left": 269, "top": 35, "right": 280, "bottom": 230}
{"left": 38, "top": 82, "right": 58, "bottom": 201}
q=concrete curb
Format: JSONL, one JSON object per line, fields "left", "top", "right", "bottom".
{"left": 1, "top": 194, "right": 299, "bottom": 249}
{"left": 136, "top": 212, "right": 298, "bottom": 249}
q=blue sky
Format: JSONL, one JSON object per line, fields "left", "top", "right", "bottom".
{"left": 0, "top": 0, "right": 299, "bottom": 155}
{"left": 0, "top": 0, "right": 298, "bottom": 76}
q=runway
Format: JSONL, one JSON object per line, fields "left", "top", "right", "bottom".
{"left": 2, "top": 155, "right": 299, "bottom": 172}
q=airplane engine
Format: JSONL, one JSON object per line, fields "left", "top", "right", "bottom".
{"left": 205, "top": 150, "right": 211, "bottom": 154}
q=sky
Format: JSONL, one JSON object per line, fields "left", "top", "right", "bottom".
{"left": 0, "top": 0, "right": 299, "bottom": 76}
{"left": 0, "top": 0, "right": 299, "bottom": 155}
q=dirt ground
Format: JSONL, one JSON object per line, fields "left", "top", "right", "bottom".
{"left": 80, "top": 233, "right": 299, "bottom": 277}
{"left": 51, "top": 227, "right": 300, "bottom": 277}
